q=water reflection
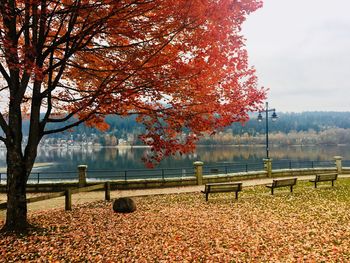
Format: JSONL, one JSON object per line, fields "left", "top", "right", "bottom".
{"left": 0, "top": 145, "right": 349, "bottom": 171}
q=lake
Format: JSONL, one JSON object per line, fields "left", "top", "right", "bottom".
{"left": 1, "top": 145, "right": 350, "bottom": 172}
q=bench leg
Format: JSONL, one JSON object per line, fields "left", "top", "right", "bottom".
{"left": 314, "top": 182, "right": 317, "bottom": 188}
{"left": 206, "top": 193, "right": 209, "bottom": 202}
{"left": 271, "top": 188, "right": 274, "bottom": 195}
{"left": 290, "top": 185, "right": 293, "bottom": 193}
{"left": 235, "top": 191, "right": 238, "bottom": 200}
{"left": 332, "top": 180, "right": 334, "bottom": 187}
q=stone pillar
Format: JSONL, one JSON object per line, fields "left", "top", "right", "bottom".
{"left": 334, "top": 156, "right": 343, "bottom": 174}
{"left": 78, "top": 165, "right": 87, "bottom": 187}
{"left": 263, "top": 158, "right": 272, "bottom": 177}
{"left": 193, "top": 161, "right": 204, "bottom": 185}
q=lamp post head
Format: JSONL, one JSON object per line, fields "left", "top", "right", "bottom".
{"left": 271, "top": 111, "right": 278, "bottom": 122}
{"left": 257, "top": 112, "right": 263, "bottom": 122}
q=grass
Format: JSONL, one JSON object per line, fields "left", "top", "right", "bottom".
{"left": 2, "top": 179, "right": 350, "bottom": 262}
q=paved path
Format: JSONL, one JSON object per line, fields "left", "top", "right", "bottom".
{"left": 1, "top": 174, "right": 350, "bottom": 220}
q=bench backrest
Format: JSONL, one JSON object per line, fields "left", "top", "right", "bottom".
{"left": 205, "top": 183, "right": 242, "bottom": 193}
{"left": 272, "top": 178, "right": 297, "bottom": 187}
{"left": 316, "top": 173, "right": 338, "bottom": 181}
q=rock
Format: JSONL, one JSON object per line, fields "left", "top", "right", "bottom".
{"left": 113, "top": 197, "right": 136, "bottom": 213}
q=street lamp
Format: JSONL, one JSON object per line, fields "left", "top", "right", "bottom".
{"left": 257, "top": 102, "right": 278, "bottom": 159}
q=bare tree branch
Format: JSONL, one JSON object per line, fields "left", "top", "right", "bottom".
{"left": 0, "top": 62, "right": 10, "bottom": 83}
{"left": 43, "top": 111, "right": 96, "bottom": 135}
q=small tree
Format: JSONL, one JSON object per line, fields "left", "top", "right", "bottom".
{"left": 0, "top": 0, "right": 264, "bottom": 232}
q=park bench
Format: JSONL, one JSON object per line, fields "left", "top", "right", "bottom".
{"left": 266, "top": 178, "right": 297, "bottom": 195}
{"left": 201, "top": 182, "right": 242, "bottom": 201}
{"left": 309, "top": 173, "right": 338, "bottom": 188}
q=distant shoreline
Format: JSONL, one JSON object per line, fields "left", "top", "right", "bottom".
{"left": 0, "top": 143, "right": 349, "bottom": 151}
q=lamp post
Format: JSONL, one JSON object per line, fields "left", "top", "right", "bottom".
{"left": 257, "top": 102, "right": 278, "bottom": 159}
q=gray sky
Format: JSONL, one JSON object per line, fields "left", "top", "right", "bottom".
{"left": 242, "top": 0, "right": 350, "bottom": 112}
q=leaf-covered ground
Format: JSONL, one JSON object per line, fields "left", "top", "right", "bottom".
{"left": 2, "top": 179, "right": 350, "bottom": 262}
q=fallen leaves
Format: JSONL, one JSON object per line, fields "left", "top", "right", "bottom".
{"left": 2, "top": 179, "right": 350, "bottom": 261}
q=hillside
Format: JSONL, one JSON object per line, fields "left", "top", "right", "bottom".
{"left": 7, "top": 111, "right": 350, "bottom": 146}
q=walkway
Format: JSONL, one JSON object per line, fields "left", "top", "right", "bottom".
{"left": 1, "top": 174, "right": 350, "bottom": 220}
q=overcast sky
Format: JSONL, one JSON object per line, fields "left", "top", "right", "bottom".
{"left": 242, "top": 0, "right": 350, "bottom": 112}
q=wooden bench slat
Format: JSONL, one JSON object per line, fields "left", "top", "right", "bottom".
{"left": 205, "top": 182, "right": 242, "bottom": 186}
{"left": 207, "top": 187, "right": 241, "bottom": 193}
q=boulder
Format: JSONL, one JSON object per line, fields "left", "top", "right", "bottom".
{"left": 113, "top": 197, "right": 136, "bottom": 213}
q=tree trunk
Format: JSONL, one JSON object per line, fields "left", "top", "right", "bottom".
{"left": 4, "top": 169, "right": 28, "bottom": 232}
{"left": 1, "top": 149, "right": 31, "bottom": 233}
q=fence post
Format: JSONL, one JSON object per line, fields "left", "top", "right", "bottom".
{"left": 105, "top": 182, "right": 111, "bottom": 201}
{"left": 334, "top": 156, "right": 343, "bottom": 174}
{"left": 193, "top": 161, "right": 204, "bottom": 185}
{"left": 65, "top": 189, "right": 72, "bottom": 211}
{"left": 77, "top": 165, "right": 87, "bottom": 187}
{"left": 263, "top": 159, "right": 272, "bottom": 177}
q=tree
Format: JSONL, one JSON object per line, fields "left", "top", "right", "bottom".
{"left": 0, "top": 0, "right": 264, "bottom": 232}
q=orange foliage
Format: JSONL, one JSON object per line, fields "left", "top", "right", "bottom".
{"left": 0, "top": 0, "right": 265, "bottom": 165}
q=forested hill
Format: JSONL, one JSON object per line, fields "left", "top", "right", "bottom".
{"left": 231, "top": 111, "right": 350, "bottom": 135}
{"left": 19, "top": 111, "right": 350, "bottom": 145}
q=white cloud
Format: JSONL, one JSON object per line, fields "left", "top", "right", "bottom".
{"left": 242, "top": 0, "right": 350, "bottom": 112}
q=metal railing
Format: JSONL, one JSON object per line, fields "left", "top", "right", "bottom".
{"left": 273, "top": 160, "right": 335, "bottom": 170}
{"left": 27, "top": 171, "right": 78, "bottom": 183}
{"left": 203, "top": 162, "right": 264, "bottom": 175}
{"left": 0, "top": 171, "right": 77, "bottom": 184}
{"left": 343, "top": 160, "right": 350, "bottom": 167}
{"left": 87, "top": 167, "right": 194, "bottom": 181}
{"left": 0, "top": 159, "right": 348, "bottom": 185}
